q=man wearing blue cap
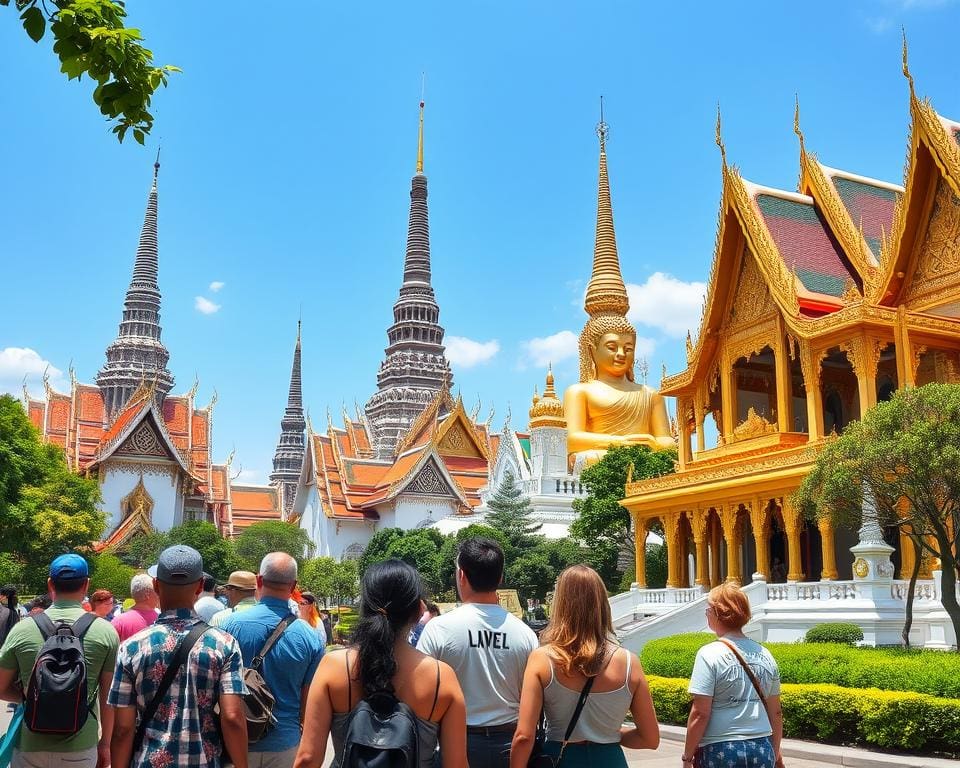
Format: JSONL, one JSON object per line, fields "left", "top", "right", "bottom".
{"left": 0, "top": 554, "right": 119, "bottom": 768}
{"left": 109, "top": 545, "right": 249, "bottom": 768}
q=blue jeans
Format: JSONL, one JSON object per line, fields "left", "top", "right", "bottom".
{"left": 542, "top": 741, "right": 627, "bottom": 768}
{"left": 465, "top": 732, "right": 513, "bottom": 768}
{"left": 695, "top": 736, "right": 775, "bottom": 768}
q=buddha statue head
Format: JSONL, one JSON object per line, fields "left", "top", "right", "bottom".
{"left": 579, "top": 313, "right": 638, "bottom": 383}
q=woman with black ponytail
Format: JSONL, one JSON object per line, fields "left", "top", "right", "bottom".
{"left": 294, "top": 559, "right": 467, "bottom": 768}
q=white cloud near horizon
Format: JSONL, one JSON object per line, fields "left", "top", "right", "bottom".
{"left": 195, "top": 296, "right": 222, "bottom": 315}
{"left": 0, "top": 347, "right": 66, "bottom": 397}
{"left": 445, "top": 336, "right": 500, "bottom": 368}
{"left": 626, "top": 272, "right": 706, "bottom": 339}
{"left": 234, "top": 467, "right": 267, "bottom": 485}
{"left": 209, "top": 281, "right": 225, "bottom": 293}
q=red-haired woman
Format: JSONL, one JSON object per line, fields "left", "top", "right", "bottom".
{"left": 510, "top": 565, "right": 659, "bottom": 768}
{"left": 682, "top": 583, "right": 783, "bottom": 768}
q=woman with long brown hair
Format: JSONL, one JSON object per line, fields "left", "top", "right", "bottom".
{"left": 510, "top": 565, "right": 659, "bottom": 768}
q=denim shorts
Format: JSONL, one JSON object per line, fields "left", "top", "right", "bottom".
{"left": 695, "top": 736, "right": 775, "bottom": 768}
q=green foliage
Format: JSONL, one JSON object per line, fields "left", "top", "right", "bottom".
{"left": 88, "top": 552, "right": 135, "bottom": 597}
{"left": 358, "top": 528, "right": 406, "bottom": 576}
{"left": 0, "top": 553, "right": 25, "bottom": 587}
{"left": 804, "top": 622, "right": 864, "bottom": 645}
{"left": 166, "top": 521, "right": 241, "bottom": 582}
{"left": 381, "top": 528, "right": 447, "bottom": 593}
{"left": 794, "top": 383, "right": 960, "bottom": 645}
{"left": 570, "top": 445, "right": 676, "bottom": 589}
{"left": 301, "top": 556, "right": 359, "bottom": 607}
{"left": 648, "top": 675, "right": 960, "bottom": 754}
{"left": 234, "top": 520, "right": 312, "bottom": 571}
{"left": 437, "top": 524, "right": 510, "bottom": 588}
{"left": 5, "top": 0, "right": 179, "bottom": 142}
{"left": 0, "top": 395, "right": 105, "bottom": 591}
{"left": 116, "top": 530, "right": 169, "bottom": 569}
{"left": 642, "top": 633, "right": 960, "bottom": 698}
{"left": 484, "top": 470, "right": 542, "bottom": 549}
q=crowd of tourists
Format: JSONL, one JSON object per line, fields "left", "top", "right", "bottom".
{"left": 0, "top": 537, "right": 784, "bottom": 768}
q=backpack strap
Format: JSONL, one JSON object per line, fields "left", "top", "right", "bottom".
{"left": 71, "top": 612, "right": 99, "bottom": 640}
{"left": 133, "top": 622, "right": 209, "bottom": 755}
{"left": 30, "top": 612, "right": 57, "bottom": 641}
{"left": 427, "top": 660, "right": 440, "bottom": 721}
{"left": 251, "top": 614, "right": 296, "bottom": 671}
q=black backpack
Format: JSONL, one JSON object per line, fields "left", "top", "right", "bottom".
{"left": 24, "top": 612, "right": 99, "bottom": 735}
{"left": 340, "top": 692, "right": 420, "bottom": 768}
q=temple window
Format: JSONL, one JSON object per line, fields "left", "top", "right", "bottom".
{"left": 820, "top": 347, "right": 858, "bottom": 432}
{"left": 731, "top": 347, "right": 777, "bottom": 438}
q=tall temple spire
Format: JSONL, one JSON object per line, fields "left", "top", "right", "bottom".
{"left": 584, "top": 97, "right": 630, "bottom": 317}
{"left": 364, "top": 94, "right": 453, "bottom": 459}
{"left": 270, "top": 321, "right": 306, "bottom": 515}
{"left": 96, "top": 156, "right": 175, "bottom": 421}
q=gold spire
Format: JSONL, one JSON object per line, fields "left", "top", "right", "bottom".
{"left": 715, "top": 103, "right": 727, "bottom": 169}
{"left": 416, "top": 77, "right": 425, "bottom": 175}
{"left": 902, "top": 28, "right": 916, "bottom": 100}
{"left": 529, "top": 365, "right": 566, "bottom": 427}
{"left": 584, "top": 97, "right": 629, "bottom": 317}
{"left": 793, "top": 94, "right": 806, "bottom": 157}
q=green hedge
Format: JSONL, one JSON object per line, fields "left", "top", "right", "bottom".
{"left": 642, "top": 633, "right": 960, "bottom": 698}
{"left": 648, "top": 676, "right": 960, "bottom": 754}
{"left": 804, "top": 623, "right": 863, "bottom": 644}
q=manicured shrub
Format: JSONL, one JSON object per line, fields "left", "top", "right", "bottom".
{"left": 648, "top": 675, "right": 960, "bottom": 754}
{"left": 804, "top": 622, "right": 864, "bottom": 644}
{"left": 642, "top": 633, "right": 960, "bottom": 698}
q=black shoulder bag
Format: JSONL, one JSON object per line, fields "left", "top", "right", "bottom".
{"left": 528, "top": 674, "right": 596, "bottom": 768}
{"left": 132, "top": 622, "right": 209, "bottom": 756}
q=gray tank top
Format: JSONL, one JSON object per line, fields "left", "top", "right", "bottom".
{"left": 543, "top": 649, "right": 634, "bottom": 744}
{"left": 329, "top": 653, "right": 441, "bottom": 768}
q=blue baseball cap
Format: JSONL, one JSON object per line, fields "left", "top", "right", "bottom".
{"left": 49, "top": 554, "right": 89, "bottom": 580}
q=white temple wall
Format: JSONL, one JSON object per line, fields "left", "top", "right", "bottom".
{"left": 99, "top": 462, "right": 183, "bottom": 532}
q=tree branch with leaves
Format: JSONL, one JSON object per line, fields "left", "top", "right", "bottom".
{"left": 5, "top": 0, "right": 179, "bottom": 142}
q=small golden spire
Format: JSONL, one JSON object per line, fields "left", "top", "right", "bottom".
{"left": 715, "top": 103, "right": 727, "bottom": 169}
{"left": 585, "top": 96, "right": 629, "bottom": 317}
{"left": 793, "top": 94, "right": 806, "bottom": 156}
{"left": 416, "top": 75, "right": 425, "bottom": 175}
{"left": 902, "top": 28, "right": 916, "bottom": 99}
{"left": 544, "top": 363, "right": 557, "bottom": 399}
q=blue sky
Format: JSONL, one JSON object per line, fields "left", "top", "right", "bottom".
{"left": 2, "top": 1, "right": 960, "bottom": 483}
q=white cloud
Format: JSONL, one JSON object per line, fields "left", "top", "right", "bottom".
{"left": 865, "top": 16, "right": 893, "bottom": 33}
{"left": 521, "top": 330, "right": 579, "bottom": 368}
{"left": 445, "top": 336, "right": 500, "bottom": 368}
{"left": 626, "top": 272, "right": 706, "bottom": 339}
{"left": 235, "top": 467, "right": 267, "bottom": 485}
{"left": 194, "top": 296, "right": 221, "bottom": 315}
{"left": 209, "top": 281, "right": 225, "bottom": 293}
{"left": 0, "top": 347, "right": 66, "bottom": 397}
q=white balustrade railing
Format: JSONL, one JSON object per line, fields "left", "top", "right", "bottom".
{"left": 610, "top": 586, "right": 705, "bottom": 626}
{"left": 890, "top": 580, "right": 937, "bottom": 602}
{"left": 766, "top": 581, "right": 861, "bottom": 601}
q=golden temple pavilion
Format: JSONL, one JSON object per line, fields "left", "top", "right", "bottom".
{"left": 621, "top": 56, "right": 960, "bottom": 590}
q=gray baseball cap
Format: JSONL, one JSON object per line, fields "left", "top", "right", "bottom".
{"left": 152, "top": 545, "right": 204, "bottom": 585}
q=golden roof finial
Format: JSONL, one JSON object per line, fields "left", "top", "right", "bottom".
{"left": 715, "top": 103, "right": 727, "bottom": 169}
{"left": 416, "top": 74, "right": 425, "bottom": 175}
{"left": 544, "top": 363, "right": 557, "bottom": 399}
{"left": 793, "top": 94, "right": 806, "bottom": 157}
{"left": 585, "top": 96, "right": 629, "bottom": 317}
{"left": 902, "top": 28, "right": 915, "bottom": 99}
{"left": 529, "top": 365, "right": 566, "bottom": 426}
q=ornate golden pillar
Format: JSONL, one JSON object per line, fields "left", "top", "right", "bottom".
{"left": 817, "top": 516, "right": 839, "bottom": 580}
{"left": 749, "top": 501, "right": 771, "bottom": 581}
{"left": 663, "top": 511, "right": 681, "bottom": 588}
{"left": 895, "top": 306, "right": 914, "bottom": 388}
{"left": 688, "top": 511, "right": 709, "bottom": 588}
{"left": 720, "top": 353, "right": 736, "bottom": 443}
{"left": 677, "top": 398, "right": 692, "bottom": 470}
{"left": 841, "top": 337, "right": 881, "bottom": 418}
{"left": 694, "top": 396, "right": 706, "bottom": 454}
{"left": 781, "top": 497, "right": 805, "bottom": 582}
{"left": 800, "top": 341, "right": 824, "bottom": 442}
{"left": 634, "top": 514, "right": 647, "bottom": 588}
{"left": 709, "top": 513, "right": 722, "bottom": 587}
{"left": 774, "top": 321, "right": 792, "bottom": 432}
{"left": 899, "top": 528, "right": 916, "bottom": 580}
{"left": 720, "top": 504, "right": 742, "bottom": 585}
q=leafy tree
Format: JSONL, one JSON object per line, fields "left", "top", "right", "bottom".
{"left": 505, "top": 548, "right": 554, "bottom": 604}
{"left": 167, "top": 521, "right": 241, "bottom": 582}
{"left": 0, "top": 554, "right": 25, "bottom": 587}
{"left": 116, "top": 530, "right": 169, "bottom": 569}
{"left": 571, "top": 445, "right": 676, "bottom": 590}
{"left": 358, "top": 528, "right": 406, "bottom": 576}
{"left": 300, "top": 556, "right": 337, "bottom": 603}
{"left": 329, "top": 559, "right": 359, "bottom": 617}
{"left": 617, "top": 543, "right": 667, "bottom": 591}
{"left": 795, "top": 383, "right": 960, "bottom": 651}
{"left": 88, "top": 551, "right": 135, "bottom": 597}
{"left": 484, "top": 470, "right": 542, "bottom": 549}
{"left": 234, "top": 520, "right": 312, "bottom": 571}
{"left": 0, "top": 395, "right": 105, "bottom": 591}
{"left": 4, "top": 0, "right": 178, "bottom": 142}
{"left": 383, "top": 528, "right": 447, "bottom": 594}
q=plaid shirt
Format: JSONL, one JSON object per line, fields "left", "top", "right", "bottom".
{"left": 108, "top": 609, "right": 247, "bottom": 768}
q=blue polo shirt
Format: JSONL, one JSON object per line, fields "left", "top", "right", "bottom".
{"left": 221, "top": 597, "right": 325, "bottom": 751}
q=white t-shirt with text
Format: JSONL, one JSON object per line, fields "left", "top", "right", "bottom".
{"left": 416, "top": 602, "right": 538, "bottom": 726}
{"left": 688, "top": 636, "right": 781, "bottom": 746}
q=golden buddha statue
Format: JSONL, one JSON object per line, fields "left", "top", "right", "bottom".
{"left": 564, "top": 112, "right": 675, "bottom": 470}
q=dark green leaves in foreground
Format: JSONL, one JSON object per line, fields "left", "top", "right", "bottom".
{"left": 6, "top": 0, "right": 179, "bottom": 142}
